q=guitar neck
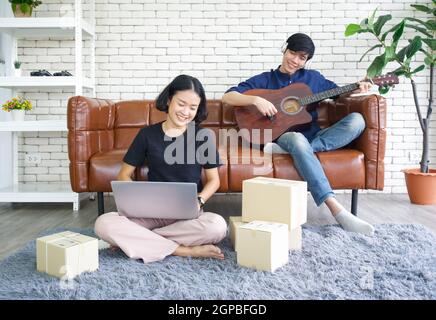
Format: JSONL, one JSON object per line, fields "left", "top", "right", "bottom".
{"left": 299, "top": 82, "right": 360, "bottom": 105}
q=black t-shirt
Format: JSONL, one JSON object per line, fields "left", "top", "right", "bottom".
{"left": 123, "top": 121, "right": 222, "bottom": 191}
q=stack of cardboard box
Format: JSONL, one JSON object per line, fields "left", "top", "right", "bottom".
{"left": 230, "top": 177, "right": 307, "bottom": 272}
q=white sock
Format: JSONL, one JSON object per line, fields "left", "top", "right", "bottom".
{"left": 98, "top": 239, "right": 111, "bottom": 250}
{"left": 334, "top": 209, "right": 375, "bottom": 236}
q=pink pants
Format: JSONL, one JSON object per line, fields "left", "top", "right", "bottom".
{"left": 94, "top": 211, "right": 227, "bottom": 264}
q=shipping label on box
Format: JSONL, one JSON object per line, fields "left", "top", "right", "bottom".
{"left": 36, "top": 231, "right": 98, "bottom": 280}
{"left": 242, "top": 177, "right": 307, "bottom": 231}
{"left": 236, "top": 220, "right": 289, "bottom": 272}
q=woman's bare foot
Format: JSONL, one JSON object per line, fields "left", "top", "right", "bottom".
{"left": 173, "top": 244, "right": 224, "bottom": 260}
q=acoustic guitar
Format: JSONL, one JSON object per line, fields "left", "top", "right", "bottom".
{"left": 234, "top": 74, "right": 399, "bottom": 144}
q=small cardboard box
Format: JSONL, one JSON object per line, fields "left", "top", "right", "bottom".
{"left": 242, "top": 176, "right": 307, "bottom": 232}
{"left": 236, "top": 220, "right": 288, "bottom": 272}
{"left": 229, "top": 216, "right": 245, "bottom": 250}
{"left": 36, "top": 231, "right": 98, "bottom": 279}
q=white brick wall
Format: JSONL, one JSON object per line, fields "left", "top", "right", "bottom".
{"left": 14, "top": 0, "right": 435, "bottom": 193}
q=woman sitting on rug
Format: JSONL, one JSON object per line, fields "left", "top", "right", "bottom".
{"left": 95, "top": 75, "right": 227, "bottom": 264}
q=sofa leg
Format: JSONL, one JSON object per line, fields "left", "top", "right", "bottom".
{"left": 97, "top": 192, "right": 105, "bottom": 216}
{"left": 351, "top": 189, "right": 358, "bottom": 216}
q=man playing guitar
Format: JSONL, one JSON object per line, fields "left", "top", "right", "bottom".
{"left": 222, "top": 33, "right": 375, "bottom": 236}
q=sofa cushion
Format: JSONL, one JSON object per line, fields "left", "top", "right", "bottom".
{"left": 273, "top": 149, "right": 365, "bottom": 190}
{"left": 89, "top": 149, "right": 127, "bottom": 191}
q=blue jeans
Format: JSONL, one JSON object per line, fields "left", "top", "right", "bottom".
{"left": 276, "top": 113, "right": 366, "bottom": 206}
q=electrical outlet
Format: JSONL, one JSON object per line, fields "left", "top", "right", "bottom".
{"left": 408, "top": 151, "right": 421, "bottom": 162}
{"left": 25, "top": 153, "right": 41, "bottom": 165}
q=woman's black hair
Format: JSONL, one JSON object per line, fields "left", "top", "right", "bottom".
{"left": 155, "top": 74, "right": 208, "bottom": 124}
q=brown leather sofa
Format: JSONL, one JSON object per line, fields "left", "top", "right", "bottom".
{"left": 67, "top": 95, "right": 386, "bottom": 215}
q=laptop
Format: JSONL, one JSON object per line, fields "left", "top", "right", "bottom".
{"left": 111, "top": 181, "right": 200, "bottom": 219}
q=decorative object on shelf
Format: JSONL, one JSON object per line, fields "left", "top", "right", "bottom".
{"left": 53, "top": 70, "right": 73, "bottom": 76}
{"left": 30, "top": 69, "right": 52, "bottom": 76}
{"left": 345, "top": 3, "right": 435, "bottom": 204}
{"left": 9, "top": 0, "right": 42, "bottom": 18}
{"left": 13, "top": 60, "right": 22, "bottom": 77}
{"left": 1, "top": 96, "right": 32, "bottom": 121}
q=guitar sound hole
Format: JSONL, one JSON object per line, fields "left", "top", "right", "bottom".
{"left": 281, "top": 98, "right": 301, "bottom": 115}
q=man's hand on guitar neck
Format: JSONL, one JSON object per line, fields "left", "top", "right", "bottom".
{"left": 253, "top": 96, "right": 278, "bottom": 118}
{"left": 353, "top": 78, "right": 372, "bottom": 94}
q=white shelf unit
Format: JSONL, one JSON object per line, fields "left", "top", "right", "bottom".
{"left": 0, "top": 1, "right": 95, "bottom": 211}
{"left": 0, "top": 76, "right": 94, "bottom": 89}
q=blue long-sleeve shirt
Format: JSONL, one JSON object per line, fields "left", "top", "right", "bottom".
{"left": 226, "top": 66, "right": 338, "bottom": 140}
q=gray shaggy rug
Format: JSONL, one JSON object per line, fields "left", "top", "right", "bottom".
{"left": 0, "top": 224, "right": 435, "bottom": 300}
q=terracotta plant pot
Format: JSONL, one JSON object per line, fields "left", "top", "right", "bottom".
{"left": 12, "top": 4, "right": 33, "bottom": 17}
{"left": 403, "top": 168, "right": 436, "bottom": 205}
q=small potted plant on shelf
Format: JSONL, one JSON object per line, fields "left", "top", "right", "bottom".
{"left": 1, "top": 96, "right": 32, "bottom": 121}
{"left": 345, "top": 3, "right": 435, "bottom": 204}
{"left": 14, "top": 60, "right": 22, "bottom": 77}
{"left": 9, "top": 0, "right": 42, "bottom": 18}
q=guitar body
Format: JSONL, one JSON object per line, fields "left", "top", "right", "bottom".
{"left": 234, "top": 83, "right": 314, "bottom": 144}
{"left": 232, "top": 73, "right": 399, "bottom": 145}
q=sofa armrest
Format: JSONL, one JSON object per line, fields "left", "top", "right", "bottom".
{"left": 319, "top": 94, "right": 387, "bottom": 190}
{"left": 67, "top": 96, "right": 116, "bottom": 192}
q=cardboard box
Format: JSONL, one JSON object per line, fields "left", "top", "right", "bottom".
{"left": 36, "top": 231, "right": 98, "bottom": 279}
{"left": 289, "top": 226, "right": 302, "bottom": 250}
{"left": 229, "top": 216, "right": 245, "bottom": 250}
{"left": 236, "top": 220, "right": 289, "bottom": 272}
{"left": 242, "top": 177, "right": 307, "bottom": 231}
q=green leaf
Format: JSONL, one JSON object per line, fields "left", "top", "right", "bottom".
{"left": 392, "top": 67, "right": 408, "bottom": 77}
{"left": 410, "top": 4, "right": 432, "bottom": 13}
{"left": 367, "top": 54, "right": 386, "bottom": 78}
{"left": 412, "top": 64, "right": 426, "bottom": 74}
{"left": 393, "top": 20, "right": 405, "bottom": 43}
{"left": 359, "top": 17, "right": 369, "bottom": 29}
{"left": 20, "top": 3, "right": 30, "bottom": 14}
{"left": 405, "top": 23, "right": 433, "bottom": 38}
{"left": 345, "top": 24, "right": 362, "bottom": 36}
{"left": 422, "top": 38, "right": 436, "bottom": 50}
{"left": 397, "top": 46, "right": 407, "bottom": 62}
{"left": 385, "top": 45, "right": 396, "bottom": 61}
{"left": 407, "top": 17, "right": 430, "bottom": 29}
{"left": 358, "top": 44, "right": 383, "bottom": 62}
{"left": 368, "top": 8, "right": 378, "bottom": 29}
{"left": 381, "top": 20, "right": 405, "bottom": 42}
{"left": 404, "top": 57, "right": 412, "bottom": 69}
{"left": 378, "top": 86, "right": 391, "bottom": 94}
{"left": 424, "top": 56, "right": 435, "bottom": 66}
{"left": 374, "top": 14, "right": 392, "bottom": 36}
{"left": 406, "top": 36, "right": 422, "bottom": 58}
{"left": 426, "top": 19, "right": 436, "bottom": 30}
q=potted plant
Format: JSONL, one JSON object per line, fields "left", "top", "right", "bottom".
{"left": 1, "top": 96, "right": 32, "bottom": 121}
{"left": 14, "top": 60, "right": 22, "bottom": 77}
{"left": 9, "top": 0, "right": 42, "bottom": 18}
{"left": 345, "top": 3, "right": 435, "bottom": 204}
